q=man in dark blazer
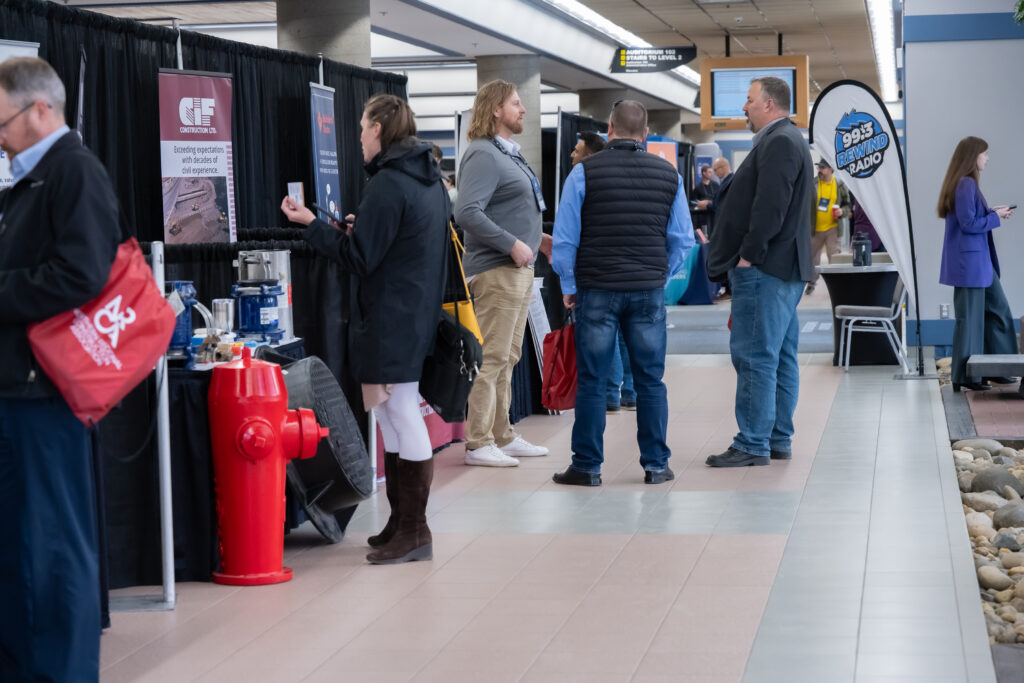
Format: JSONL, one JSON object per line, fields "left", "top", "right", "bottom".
{"left": 705, "top": 77, "right": 814, "bottom": 467}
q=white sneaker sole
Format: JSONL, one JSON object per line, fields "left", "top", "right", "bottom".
{"left": 465, "top": 455, "right": 520, "bottom": 467}
{"left": 500, "top": 449, "right": 548, "bottom": 457}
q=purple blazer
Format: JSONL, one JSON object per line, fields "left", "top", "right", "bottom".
{"left": 939, "top": 177, "right": 1001, "bottom": 288}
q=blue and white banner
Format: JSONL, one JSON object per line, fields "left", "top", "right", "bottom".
{"left": 310, "top": 83, "right": 340, "bottom": 220}
{"left": 0, "top": 40, "right": 40, "bottom": 190}
{"left": 810, "top": 80, "right": 916, "bottom": 308}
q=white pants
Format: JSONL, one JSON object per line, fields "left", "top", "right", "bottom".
{"left": 372, "top": 382, "right": 432, "bottom": 462}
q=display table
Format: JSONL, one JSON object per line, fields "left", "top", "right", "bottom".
{"left": 816, "top": 263, "right": 902, "bottom": 366}
{"left": 97, "top": 342, "right": 370, "bottom": 589}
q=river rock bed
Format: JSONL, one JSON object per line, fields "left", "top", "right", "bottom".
{"left": 954, "top": 438, "right": 1024, "bottom": 644}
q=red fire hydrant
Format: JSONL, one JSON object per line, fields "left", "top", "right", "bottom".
{"left": 208, "top": 347, "right": 329, "bottom": 585}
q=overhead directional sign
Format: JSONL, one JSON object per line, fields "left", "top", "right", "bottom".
{"left": 610, "top": 46, "right": 697, "bottom": 73}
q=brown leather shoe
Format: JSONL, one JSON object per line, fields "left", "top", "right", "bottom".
{"left": 367, "top": 458, "right": 434, "bottom": 564}
{"left": 367, "top": 451, "right": 399, "bottom": 548}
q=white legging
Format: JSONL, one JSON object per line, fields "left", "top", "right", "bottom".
{"left": 372, "top": 382, "right": 432, "bottom": 462}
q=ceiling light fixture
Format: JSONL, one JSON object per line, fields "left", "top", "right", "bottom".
{"left": 865, "top": 0, "right": 898, "bottom": 101}
{"left": 537, "top": 0, "right": 700, "bottom": 84}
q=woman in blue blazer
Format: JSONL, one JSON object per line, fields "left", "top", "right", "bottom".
{"left": 938, "top": 136, "right": 1016, "bottom": 391}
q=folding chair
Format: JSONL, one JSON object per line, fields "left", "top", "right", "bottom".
{"left": 835, "top": 279, "right": 910, "bottom": 373}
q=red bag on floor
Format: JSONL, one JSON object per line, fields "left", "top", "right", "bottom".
{"left": 27, "top": 238, "right": 177, "bottom": 425}
{"left": 541, "top": 321, "right": 577, "bottom": 411}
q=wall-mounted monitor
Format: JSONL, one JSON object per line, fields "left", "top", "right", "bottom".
{"left": 700, "top": 56, "right": 809, "bottom": 131}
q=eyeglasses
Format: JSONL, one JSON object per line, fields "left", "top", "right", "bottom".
{"left": 0, "top": 102, "right": 34, "bottom": 133}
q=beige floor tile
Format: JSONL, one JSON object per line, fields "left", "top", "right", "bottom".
{"left": 101, "top": 353, "right": 986, "bottom": 683}
{"left": 634, "top": 650, "right": 748, "bottom": 677}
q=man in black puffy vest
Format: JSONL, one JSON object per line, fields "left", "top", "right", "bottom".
{"left": 550, "top": 100, "right": 694, "bottom": 486}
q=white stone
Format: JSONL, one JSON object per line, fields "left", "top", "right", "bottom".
{"left": 954, "top": 439, "right": 1007, "bottom": 454}
{"left": 954, "top": 450, "right": 975, "bottom": 465}
{"left": 968, "top": 511, "right": 995, "bottom": 528}
{"left": 980, "top": 565, "right": 1014, "bottom": 590}
{"left": 964, "top": 491, "right": 1011, "bottom": 512}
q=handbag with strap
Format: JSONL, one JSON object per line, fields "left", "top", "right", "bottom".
{"left": 27, "top": 237, "right": 177, "bottom": 425}
{"left": 541, "top": 312, "right": 577, "bottom": 411}
{"left": 440, "top": 224, "right": 483, "bottom": 345}
{"left": 419, "top": 203, "right": 484, "bottom": 423}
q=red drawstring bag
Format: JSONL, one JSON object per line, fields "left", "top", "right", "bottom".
{"left": 541, "top": 320, "right": 577, "bottom": 411}
{"left": 27, "top": 238, "right": 177, "bottom": 425}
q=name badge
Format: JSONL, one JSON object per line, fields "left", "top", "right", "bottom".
{"left": 817, "top": 196, "right": 830, "bottom": 212}
{"left": 529, "top": 174, "right": 547, "bottom": 212}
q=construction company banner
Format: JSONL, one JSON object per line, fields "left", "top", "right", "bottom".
{"left": 310, "top": 83, "right": 341, "bottom": 220}
{"left": 159, "top": 69, "right": 236, "bottom": 244}
{"left": 610, "top": 46, "right": 696, "bottom": 74}
{"left": 0, "top": 40, "right": 40, "bottom": 189}
{"left": 810, "top": 80, "right": 916, "bottom": 308}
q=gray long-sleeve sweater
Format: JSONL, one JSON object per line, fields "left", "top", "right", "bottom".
{"left": 454, "top": 138, "right": 543, "bottom": 277}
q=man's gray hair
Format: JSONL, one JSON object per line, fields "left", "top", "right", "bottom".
{"left": 609, "top": 100, "right": 647, "bottom": 140}
{"left": 752, "top": 76, "right": 790, "bottom": 115}
{"left": 0, "top": 57, "right": 66, "bottom": 115}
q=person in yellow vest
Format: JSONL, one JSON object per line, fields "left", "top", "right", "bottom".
{"left": 805, "top": 158, "right": 851, "bottom": 294}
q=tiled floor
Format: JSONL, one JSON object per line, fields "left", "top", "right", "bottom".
{"left": 965, "top": 384, "right": 1024, "bottom": 439}
{"left": 102, "top": 354, "right": 996, "bottom": 682}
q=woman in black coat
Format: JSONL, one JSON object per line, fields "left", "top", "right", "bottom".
{"left": 281, "top": 94, "right": 447, "bottom": 565}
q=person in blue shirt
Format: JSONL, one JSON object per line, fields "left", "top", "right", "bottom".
{"left": 550, "top": 99, "right": 694, "bottom": 486}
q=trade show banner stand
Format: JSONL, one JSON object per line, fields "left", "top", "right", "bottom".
{"left": 159, "top": 70, "right": 236, "bottom": 244}
{"left": 810, "top": 80, "right": 927, "bottom": 375}
{"left": 310, "top": 83, "right": 341, "bottom": 220}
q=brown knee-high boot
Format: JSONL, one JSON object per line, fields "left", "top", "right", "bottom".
{"left": 367, "top": 451, "right": 399, "bottom": 548}
{"left": 366, "top": 458, "right": 433, "bottom": 564}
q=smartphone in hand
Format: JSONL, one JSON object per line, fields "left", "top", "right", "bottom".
{"left": 310, "top": 202, "right": 335, "bottom": 219}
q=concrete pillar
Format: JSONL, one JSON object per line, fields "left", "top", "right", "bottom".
{"left": 476, "top": 55, "right": 542, "bottom": 187}
{"left": 682, "top": 124, "right": 716, "bottom": 145}
{"left": 647, "top": 109, "right": 683, "bottom": 139}
{"left": 577, "top": 88, "right": 627, "bottom": 122}
{"left": 277, "top": 0, "right": 370, "bottom": 69}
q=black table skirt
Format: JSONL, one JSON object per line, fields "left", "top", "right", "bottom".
{"left": 819, "top": 270, "right": 902, "bottom": 366}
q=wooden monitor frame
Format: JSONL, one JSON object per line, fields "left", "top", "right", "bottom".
{"left": 700, "top": 55, "right": 810, "bottom": 131}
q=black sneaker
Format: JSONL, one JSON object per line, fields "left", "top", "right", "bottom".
{"left": 621, "top": 400, "right": 637, "bottom": 411}
{"left": 552, "top": 466, "right": 602, "bottom": 487}
{"left": 770, "top": 449, "right": 792, "bottom": 460}
{"left": 644, "top": 467, "right": 674, "bottom": 484}
{"left": 606, "top": 404, "right": 620, "bottom": 414}
{"left": 705, "top": 447, "right": 770, "bottom": 468}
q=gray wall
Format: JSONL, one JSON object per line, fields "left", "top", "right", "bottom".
{"left": 905, "top": 38, "right": 1024, "bottom": 332}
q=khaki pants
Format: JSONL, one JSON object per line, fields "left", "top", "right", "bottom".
{"left": 809, "top": 227, "right": 839, "bottom": 284}
{"left": 465, "top": 265, "right": 534, "bottom": 450}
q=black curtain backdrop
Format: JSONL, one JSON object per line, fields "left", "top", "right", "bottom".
{"left": 0, "top": 0, "right": 407, "bottom": 241}
{"left": 556, "top": 111, "right": 608, "bottom": 199}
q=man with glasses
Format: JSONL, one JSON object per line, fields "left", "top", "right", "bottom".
{"left": 0, "top": 57, "right": 121, "bottom": 681}
{"left": 705, "top": 77, "right": 814, "bottom": 468}
{"left": 550, "top": 100, "right": 693, "bottom": 486}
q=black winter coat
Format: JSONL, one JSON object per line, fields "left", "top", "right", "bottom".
{"left": 305, "top": 138, "right": 448, "bottom": 384}
{"left": 0, "top": 132, "right": 121, "bottom": 399}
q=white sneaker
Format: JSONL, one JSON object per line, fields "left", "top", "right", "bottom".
{"left": 465, "top": 444, "right": 520, "bottom": 467}
{"left": 500, "top": 436, "right": 549, "bottom": 457}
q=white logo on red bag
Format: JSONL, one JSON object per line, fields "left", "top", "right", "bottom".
{"left": 93, "top": 295, "right": 136, "bottom": 349}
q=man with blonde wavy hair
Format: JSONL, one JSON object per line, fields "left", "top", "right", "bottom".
{"left": 454, "top": 79, "right": 551, "bottom": 467}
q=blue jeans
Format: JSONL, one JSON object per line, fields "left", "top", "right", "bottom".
{"left": 571, "top": 288, "right": 670, "bottom": 473}
{"left": 728, "top": 267, "right": 804, "bottom": 457}
{"left": 606, "top": 331, "right": 636, "bottom": 407}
